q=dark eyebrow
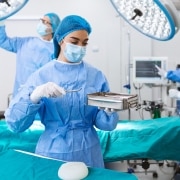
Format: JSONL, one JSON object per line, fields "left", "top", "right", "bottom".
{"left": 70, "top": 37, "right": 89, "bottom": 41}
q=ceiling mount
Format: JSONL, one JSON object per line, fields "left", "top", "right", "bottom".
{"left": 0, "top": 0, "right": 29, "bottom": 20}
{"left": 110, "top": 0, "right": 180, "bottom": 41}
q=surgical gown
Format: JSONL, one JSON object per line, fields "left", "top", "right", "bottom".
{"left": 166, "top": 69, "right": 180, "bottom": 82}
{"left": 5, "top": 60, "right": 119, "bottom": 168}
{"left": 0, "top": 26, "right": 54, "bottom": 97}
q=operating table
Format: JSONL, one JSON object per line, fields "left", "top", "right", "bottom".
{"left": 1, "top": 116, "right": 180, "bottom": 178}
{"left": 1, "top": 116, "right": 180, "bottom": 161}
{"left": 0, "top": 149, "right": 138, "bottom": 180}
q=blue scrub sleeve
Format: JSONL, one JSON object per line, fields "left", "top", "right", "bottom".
{"left": 0, "top": 25, "right": 22, "bottom": 53}
{"left": 94, "top": 110, "right": 119, "bottom": 131}
{"left": 4, "top": 87, "right": 42, "bottom": 133}
{"left": 166, "top": 70, "right": 180, "bottom": 82}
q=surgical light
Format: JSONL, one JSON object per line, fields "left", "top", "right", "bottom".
{"left": 110, "top": 0, "right": 180, "bottom": 41}
{"left": 0, "top": 0, "right": 29, "bottom": 20}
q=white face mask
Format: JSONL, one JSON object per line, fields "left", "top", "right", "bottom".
{"left": 36, "top": 21, "right": 52, "bottom": 36}
{"left": 63, "top": 42, "right": 86, "bottom": 63}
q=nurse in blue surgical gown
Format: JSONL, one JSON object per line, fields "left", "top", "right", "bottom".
{"left": 0, "top": 12, "right": 60, "bottom": 97}
{"left": 5, "top": 15, "right": 119, "bottom": 168}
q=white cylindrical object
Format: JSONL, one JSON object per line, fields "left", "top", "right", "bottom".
{"left": 58, "top": 162, "right": 89, "bottom": 180}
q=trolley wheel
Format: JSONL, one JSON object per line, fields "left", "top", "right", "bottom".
{"left": 159, "top": 162, "right": 164, "bottom": 167}
{"left": 127, "top": 168, "right": 135, "bottom": 173}
{"left": 152, "top": 172, "right": 158, "bottom": 178}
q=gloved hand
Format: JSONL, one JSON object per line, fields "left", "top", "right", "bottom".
{"left": 169, "top": 89, "right": 180, "bottom": 99}
{"left": 155, "top": 65, "right": 167, "bottom": 78}
{"left": 0, "top": 20, "right": 5, "bottom": 26}
{"left": 30, "top": 82, "right": 66, "bottom": 103}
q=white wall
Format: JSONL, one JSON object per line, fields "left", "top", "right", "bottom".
{"left": 0, "top": 0, "right": 180, "bottom": 120}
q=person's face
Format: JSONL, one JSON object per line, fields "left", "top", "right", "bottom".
{"left": 40, "top": 16, "right": 52, "bottom": 27}
{"left": 62, "top": 30, "right": 89, "bottom": 47}
{"left": 59, "top": 30, "right": 89, "bottom": 62}
{"left": 39, "top": 16, "right": 52, "bottom": 35}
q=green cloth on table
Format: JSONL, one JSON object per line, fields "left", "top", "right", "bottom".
{"left": 1, "top": 116, "right": 180, "bottom": 163}
{"left": 97, "top": 116, "right": 180, "bottom": 162}
{"left": 0, "top": 120, "right": 43, "bottom": 153}
{"left": 0, "top": 149, "right": 138, "bottom": 180}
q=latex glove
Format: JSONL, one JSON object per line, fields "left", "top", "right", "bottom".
{"left": 0, "top": 20, "right": 5, "bottom": 26}
{"left": 169, "top": 89, "right": 180, "bottom": 99}
{"left": 155, "top": 65, "right": 167, "bottom": 78}
{"left": 30, "top": 82, "right": 66, "bottom": 103}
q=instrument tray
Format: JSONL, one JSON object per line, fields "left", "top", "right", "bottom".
{"left": 87, "top": 92, "right": 138, "bottom": 110}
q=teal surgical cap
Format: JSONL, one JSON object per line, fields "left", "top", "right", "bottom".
{"left": 53, "top": 15, "right": 92, "bottom": 59}
{"left": 44, "top": 12, "right": 61, "bottom": 33}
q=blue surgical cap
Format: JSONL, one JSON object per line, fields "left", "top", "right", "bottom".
{"left": 44, "top": 13, "right": 61, "bottom": 33}
{"left": 53, "top": 15, "right": 92, "bottom": 59}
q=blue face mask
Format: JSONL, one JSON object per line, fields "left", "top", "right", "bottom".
{"left": 64, "top": 42, "right": 86, "bottom": 63}
{"left": 36, "top": 22, "right": 51, "bottom": 36}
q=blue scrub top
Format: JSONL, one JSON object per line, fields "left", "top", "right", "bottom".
{"left": 5, "top": 60, "right": 119, "bottom": 168}
{"left": 0, "top": 25, "right": 54, "bottom": 97}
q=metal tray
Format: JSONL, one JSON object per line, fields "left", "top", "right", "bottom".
{"left": 87, "top": 92, "right": 138, "bottom": 110}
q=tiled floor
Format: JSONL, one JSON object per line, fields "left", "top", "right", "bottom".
{"left": 105, "top": 160, "right": 178, "bottom": 180}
